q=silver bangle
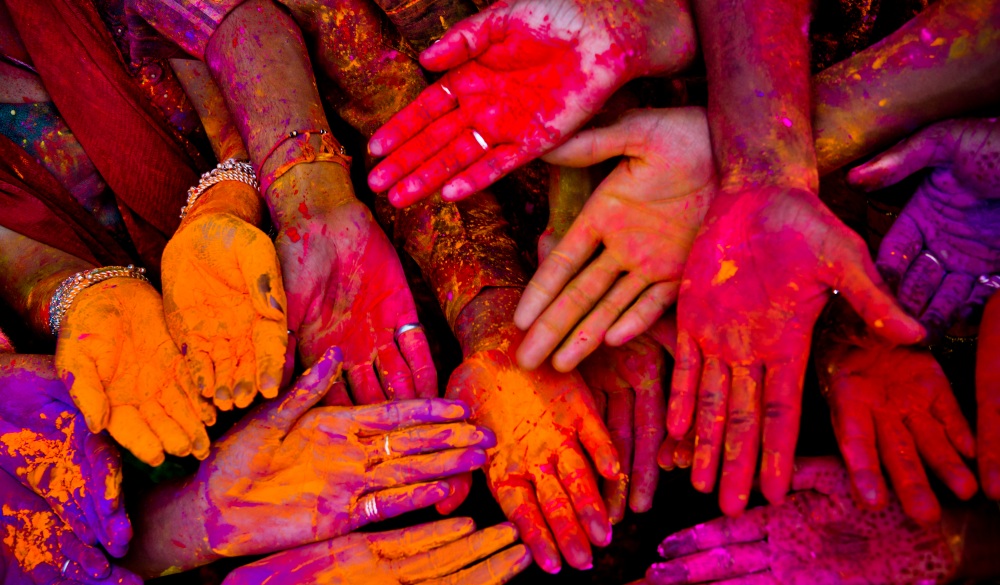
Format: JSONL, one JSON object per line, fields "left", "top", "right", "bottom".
{"left": 179, "top": 158, "right": 258, "bottom": 221}
{"left": 48, "top": 265, "right": 149, "bottom": 335}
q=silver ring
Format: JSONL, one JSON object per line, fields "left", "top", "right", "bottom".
{"left": 922, "top": 251, "right": 943, "bottom": 269}
{"left": 395, "top": 323, "right": 423, "bottom": 342}
{"left": 471, "top": 129, "right": 489, "bottom": 151}
{"left": 364, "top": 496, "right": 379, "bottom": 520}
{"left": 384, "top": 434, "right": 392, "bottom": 456}
{"left": 61, "top": 560, "right": 71, "bottom": 576}
{"left": 440, "top": 83, "right": 453, "bottom": 97}
{"left": 979, "top": 274, "right": 1000, "bottom": 289}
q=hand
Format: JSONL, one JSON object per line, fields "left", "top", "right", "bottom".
{"left": 818, "top": 339, "right": 976, "bottom": 523}
{"left": 579, "top": 336, "right": 667, "bottom": 522}
{"left": 367, "top": 0, "right": 696, "bottom": 206}
{"left": 221, "top": 518, "right": 531, "bottom": 585}
{"left": 162, "top": 182, "right": 288, "bottom": 411}
{"left": 646, "top": 457, "right": 960, "bottom": 585}
{"left": 670, "top": 186, "right": 925, "bottom": 514}
{"left": 978, "top": 291, "right": 1000, "bottom": 499}
{"left": 447, "top": 327, "right": 619, "bottom": 574}
{"left": 0, "top": 470, "right": 140, "bottom": 585}
{"left": 848, "top": 118, "right": 1000, "bottom": 337}
{"left": 0, "top": 354, "right": 130, "bottom": 557}
{"left": 56, "top": 277, "right": 212, "bottom": 466}
{"left": 194, "top": 347, "right": 494, "bottom": 558}
{"left": 514, "top": 107, "right": 715, "bottom": 371}
{"left": 275, "top": 166, "right": 436, "bottom": 404}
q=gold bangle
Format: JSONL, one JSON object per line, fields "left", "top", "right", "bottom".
{"left": 179, "top": 158, "right": 258, "bottom": 221}
{"left": 48, "top": 265, "right": 149, "bottom": 335}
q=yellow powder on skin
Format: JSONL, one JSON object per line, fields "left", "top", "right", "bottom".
{"left": 0, "top": 413, "right": 87, "bottom": 509}
{"left": 3, "top": 505, "right": 61, "bottom": 571}
{"left": 712, "top": 260, "right": 739, "bottom": 285}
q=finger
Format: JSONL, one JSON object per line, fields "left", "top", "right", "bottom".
{"left": 251, "top": 314, "right": 288, "bottom": 400}
{"left": 930, "top": 376, "right": 976, "bottom": 459}
{"left": 536, "top": 470, "right": 592, "bottom": 570}
{"left": 238, "top": 233, "right": 287, "bottom": 324}
{"left": 391, "top": 129, "right": 494, "bottom": 202}
{"left": 557, "top": 446, "right": 612, "bottom": 547}
{"left": 436, "top": 472, "right": 473, "bottom": 515}
{"left": 540, "top": 117, "right": 636, "bottom": 167}
{"left": 397, "top": 327, "right": 438, "bottom": 399}
{"left": 351, "top": 398, "right": 471, "bottom": 432}
{"left": 646, "top": 315, "right": 679, "bottom": 357}
{"left": 82, "top": 433, "right": 131, "bottom": 555}
{"left": 658, "top": 436, "right": 680, "bottom": 471}
{"left": 833, "top": 252, "right": 927, "bottom": 345}
{"left": 375, "top": 340, "right": 417, "bottom": 400}
{"left": 184, "top": 345, "right": 216, "bottom": 399}
{"left": 552, "top": 273, "right": 653, "bottom": 372}
{"left": 667, "top": 331, "right": 700, "bottom": 439}
{"left": 231, "top": 353, "right": 257, "bottom": 410}
{"left": 156, "top": 372, "right": 211, "bottom": 458}
{"left": 691, "top": 358, "right": 729, "bottom": 494}
{"left": 57, "top": 354, "right": 110, "bottom": 434}
{"left": 351, "top": 480, "right": 451, "bottom": 530}
{"left": 495, "top": 480, "right": 561, "bottom": 574}
{"left": 368, "top": 82, "right": 458, "bottom": 160}
{"left": 515, "top": 221, "right": 602, "bottom": 334}
{"left": 921, "top": 272, "right": 975, "bottom": 336}
{"left": 603, "top": 388, "right": 634, "bottom": 523}
{"left": 874, "top": 213, "right": 923, "bottom": 290}
{"left": 631, "top": 360, "right": 667, "bottom": 512}
{"left": 421, "top": 544, "right": 533, "bottom": 585}
{"left": 905, "top": 413, "right": 978, "bottom": 500}
{"left": 212, "top": 350, "right": 238, "bottom": 411}
{"left": 347, "top": 363, "right": 386, "bottom": 405}
{"left": 657, "top": 506, "right": 768, "bottom": 558}
{"left": 441, "top": 144, "right": 530, "bottom": 202}
{"left": 760, "top": 357, "right": 809, "bottom": 506}
{"left": 370, "top": 423, "right": 496, "bottom": 460}
{"left": 397, "top": 523, "right": 519, "bottom": 581}
{"left": 105, "top": 405, "right": 165, "bottom": 467}
{"left": 366, "top": 447, "right": 487, "bottom": 491}
{"left": 646, "top": 542, "right": 770, "bottom": 585}
{"left": 268, "top": 346, "right": 342, "bottom": 431}
{"left": 719, "top": 364, "right": 763, "bottom": 517}
{"left": 518, "top": 253, "right": 622, "bottom": 371}
{"left": 897, "top": 252, "right": 946, "bottom": 319}
{"left": 847, "top": 123, "right": 954, "bottom": 191}
{"left": 578, "top": 399, "right": 621, "bottom": 479}
{"left": 419, "top": 9, "right": 502, "bottom": 70}
{"left": 367, "top": 517, "right": 476, "bottom": 559}
{"left": 828, "top": 388, "right": 887, "bottom": 509}
{"left": 605, "top": 282, "right": 678, "bottom": 347}
{"left": 875, "top": 413, "right": 941, "bottom": 523}
{"left": 372, "top": 109, "right": 468, "bottom": 196}
{"left": 673, "top": 434, "right": 694, "bottom": 469}
{"left": 138, "top": 401, "right": 191, "bottom": 458}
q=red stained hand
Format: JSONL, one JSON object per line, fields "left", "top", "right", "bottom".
{"left": 848, "top": 118, "right": 1000, "bottom": 337}
{"left": 579, "top": 336, "right": 667, "bottom": 522}
{"left": 221, "top": 518, "right": 531, "bottom": 585}
{"left": 818, "top": 338, "right": 976, "bottom": 523}
{"left": 978, "top": 292, "right": 1000, "bottom": 500}
{"left": 514, "top": 107, "right": 716, "bottom": 371}
{"left": 446, "top": 328, "right": 620, "bottom": 574}
{"left": 367, "top": 0, "right": 684, "bottom": 206}
{"left": 0, "top": 354, "right": 131, "bottom": 558}
{"left": 195, "top": 347, "right": 494, "bottom": 558}
{"left": 646, "top": 457, "right": 960, "bottom": 585}
{"left": 670, "top": 187, "right": 925, "bottom": 515}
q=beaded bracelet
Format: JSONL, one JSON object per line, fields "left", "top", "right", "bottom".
{"left": 48, "top": 265, "right": 149, "bottom": 335}
{"left": 179, "top": 158, "right": 259, "bottom": 221}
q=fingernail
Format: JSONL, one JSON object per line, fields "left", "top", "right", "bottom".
{"left": 657, "top": 535, "right": 686, "bottom": 558}
{"left": 369, "top": 140, "right": 384, "bottom": 157}
{"left": 234, "top": 381, "right": 254, "bottom": 408}
{"left": 648, "top": 563, "right": 687, "bottom": 584}
{"left": 590, "top": 518, "right": 612, "bottom": 547}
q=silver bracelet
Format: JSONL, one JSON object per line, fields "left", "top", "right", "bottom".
{"left": 48, "top": 265, "right": 149, "bottom": 335}
{"left": 179, "top": 158, "right": 258, "bottom": 221}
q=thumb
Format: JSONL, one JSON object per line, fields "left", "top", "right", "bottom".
{"left": 542, "top": 115, "right": 644, "bottom": 168}
{"left": 419, "top": 8, "right": 503, "bottom": 71}
{"left": 57, "top": 352, "right": 110, "bottom": 434}
{"left": 238, "top": 228, "right": 288, "bottom": 323}
{"left": 832, "top": 252, "right": 926, "bottom": 345}
{"left": 264, "top": 346, "right": 343, "bottom": 432}
{"left": 847, "top": 122, "right": 956, "bottom": 191}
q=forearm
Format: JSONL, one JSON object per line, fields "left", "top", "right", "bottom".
{"left": 122, "top": 477, "right": 216, "bottom": 578}
{"left": 170, "top": 59, "right": 249, "bottom": 163}
{"left": 813, "top": 0, "right": 1000, "bottom": 175}
{"left": 695, "top": 0, "right": 817, "bottom": 191}
{"left": 0, "top": 225, "right": 94, "bottom": 338}
{"left": 205, "top": 0, "right": 352, "bottom": 224}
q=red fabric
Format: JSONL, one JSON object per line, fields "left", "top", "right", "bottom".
{"left": 0, "top": 133, "right": 131, "bottom": 266}
{"left": 3, "top": 0, "right": 199, "bottom": 271}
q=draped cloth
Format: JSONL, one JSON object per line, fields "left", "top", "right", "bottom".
{"left": 0, "top": 0, "right": 200, "bottom": 271}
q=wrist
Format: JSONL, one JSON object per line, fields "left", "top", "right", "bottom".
{"left": 454, "top": 287, "right": 523, "bottom": 357}
{"left": 266, "top": 162, "right": 359, "bottom": 230}
{"left": 180, "top": 178, "right": 263, "bottom": 229}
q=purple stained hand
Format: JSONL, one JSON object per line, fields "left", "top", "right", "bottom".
{"left": 0, "top": 469, "right": 140, "bottom": 585}
{"left": 849, "top": 117, "right": 1000, "bottom": 336}
{"left": 0, "top": 354, "right": 131, "bottom": 558}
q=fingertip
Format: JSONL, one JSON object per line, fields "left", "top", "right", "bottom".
{"left": 368, "top": 138, "right": 385, "bottom": 158}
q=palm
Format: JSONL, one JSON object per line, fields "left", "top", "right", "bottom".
{"left": 162, "top": 212, "right": 287, "bottom": 410}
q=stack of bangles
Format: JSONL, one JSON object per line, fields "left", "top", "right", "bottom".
{"left": 179, "top": 158, "right": 259, "bottom": 221}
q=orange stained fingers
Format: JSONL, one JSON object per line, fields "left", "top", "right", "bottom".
{"left": 494, "top": 479, "right": 560, "bottom": 574}
{"left": 718, "top": 364, "right": 763, "bottom": 517}
{"left": 690, "top": 358, "right": 729, "bottom": 494}
{"left": 368, "top": 517, "right": 476, "bottom": 559}
{"left": 393, "top": 522, "right": 519, "bottom": 582}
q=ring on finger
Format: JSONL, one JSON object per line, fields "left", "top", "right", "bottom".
{"left": 978, "top": 274, "right": 1000, "bottom": 290}
{"left": 384, "top": 434, "right": 392, "bottom": 456}
{"left": 395, "top": 322, "right": 423, "bottom": 343}
{"left": 61, "top": 560, "right": 71, "bottom": 576}
{"left": 922, "top": 251, "right": 943, "bottom": 269}
{"left": 471, "top": 129, "right": 489, "bottom": 151}
{"left": 364, "top": 495, "right": 379, "bottom": 520}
